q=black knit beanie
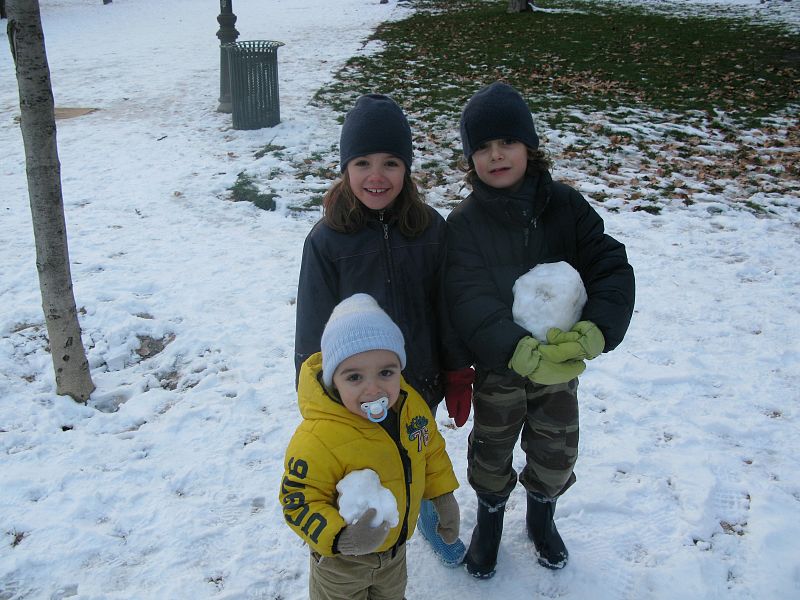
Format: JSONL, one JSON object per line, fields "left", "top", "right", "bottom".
{"left": 339, "top": 94, "right": 413, "bottom": 172}
{"left": 460, "top": 82, "right": 539, "bottom": 161}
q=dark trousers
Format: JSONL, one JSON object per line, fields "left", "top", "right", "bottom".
{"left": 468, "top": 371, "right": 579, "bottom": 499}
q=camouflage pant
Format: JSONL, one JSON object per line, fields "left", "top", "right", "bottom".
{"left": 468, "top": 371, "right": 579, "bottom": 499}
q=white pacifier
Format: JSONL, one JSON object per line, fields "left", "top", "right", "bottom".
{"left": 360, "top": 396, "right": 389, "bottom": 423}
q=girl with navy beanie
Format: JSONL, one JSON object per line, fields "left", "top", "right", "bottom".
{"left": 294, "top": 94, "right": 473, "bottom": 566}
{"left": 446, "top": 82, "right": 635, "bottom": 578}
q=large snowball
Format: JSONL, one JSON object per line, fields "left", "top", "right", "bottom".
{"left": 512, "top": 261, "right": 588, "bottom": 341}
{"left": 336, "top": 469, "right": 399, "bottom": 528}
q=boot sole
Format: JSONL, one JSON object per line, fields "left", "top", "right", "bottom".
{"left": 527, "top": 528, "right": 568, "bottom": 569}
{"left": 537, "top": 555, "right": 567, "bottom": 570}
{"left": 465, "top": 564, "right": 496, "bottom": 579}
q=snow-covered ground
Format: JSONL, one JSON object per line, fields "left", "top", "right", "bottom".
{"left": 1, "top": 1, "right": 798, "bottom": 598}
{"left": 604, "top": 0, "right": 800, "bottom": 32}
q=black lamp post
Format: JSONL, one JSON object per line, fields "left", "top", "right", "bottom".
{"left": 216, "top": 0, "right": 239, "bottom": 113}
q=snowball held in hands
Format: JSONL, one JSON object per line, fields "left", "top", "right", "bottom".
{"left": 512, "top": 261, "right": 587, "bottom": 342}
{"left": 337, "top": 469, "right": 399, "bottom": 528}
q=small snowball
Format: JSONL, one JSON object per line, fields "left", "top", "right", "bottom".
{"left": 512, "top": 261, "right": 588, "bottom": 341}
{"left": 336, "top": 469, "right": 399, "bottom": 528}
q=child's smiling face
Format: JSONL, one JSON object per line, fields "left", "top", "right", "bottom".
{"left": 471, "top": 138, "right": 528, "bottom": 191}
{"left": 332, "top": 349, "right": 402, "bottom": 421}
{"left": 346, "top": 152, "right": 406, "bottom": 211}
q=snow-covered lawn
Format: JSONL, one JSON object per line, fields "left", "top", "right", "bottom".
{"left": 1, "top": 1, "right": 798, "bottom": 598}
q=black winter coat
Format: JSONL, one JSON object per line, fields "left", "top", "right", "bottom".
{"left": 445, "top": 172, "right": 635, "bottom": 373}
{"left": 294, "top": 205, "right": 467, "bottom": 405}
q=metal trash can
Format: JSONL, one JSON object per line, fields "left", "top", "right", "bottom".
{"left": 225, "top": 40, "right": 285, "bottom": 130}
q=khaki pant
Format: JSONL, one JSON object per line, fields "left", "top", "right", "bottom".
{"left": 309, "top": 544, "right": 406, "bottom": 600}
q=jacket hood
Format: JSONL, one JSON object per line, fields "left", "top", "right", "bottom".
{"left": 297, "top": 353, "right": 359, "bottom": 425}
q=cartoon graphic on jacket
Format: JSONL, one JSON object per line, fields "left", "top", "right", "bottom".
{"left": 280, "top": 352, "right": 459, "bottom": 557}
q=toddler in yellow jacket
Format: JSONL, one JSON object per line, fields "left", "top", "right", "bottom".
{"left": 280, "top": 293, "right": 461, "bottom": 600}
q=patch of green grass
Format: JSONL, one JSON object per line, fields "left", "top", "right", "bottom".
{"left": 295, "top": 163, "right": 338, "bottom": 181}
{"left": 229, "top": 172, "right": 277, "bottom": 211}
{"left": 293, "top": 148, "right": 339, "bottom": 182}
{"left": 289, "top": 194, "right": 325, "bottom": 212}
{"left": 633, "top": 204, "right": 662, "bottom": 215}
{"left": 254, "top": 142, "right": 286, "bottom": 159}
{"left": 744, "top": 200, "right": 767, "bottom": 214}
{"left": 315, "top": 0, "right": 798, "bottom": 120}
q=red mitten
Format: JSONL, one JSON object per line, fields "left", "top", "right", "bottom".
{"left": 444, "top": 367, "right": 475, "bottom": 427}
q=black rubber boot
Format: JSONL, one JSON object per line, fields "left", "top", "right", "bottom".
{"left": 464, "top": 493, "right": 508, "bottom": 579}
{"left": 526, "top": 492, "right": 568, "bottom": 569}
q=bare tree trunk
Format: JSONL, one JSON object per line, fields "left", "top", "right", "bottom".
{"left": 507, "top": 0, "right": 530, "bottom": 13}
{"left": 7, "top": 0, "right": 95, "bottom": 402}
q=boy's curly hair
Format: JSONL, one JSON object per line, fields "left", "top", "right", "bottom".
{"left": 322, "top": 171, "right": 430, "bottom": 237}
{"left": 463, "top": 146, "right": 552, "bottom": 187}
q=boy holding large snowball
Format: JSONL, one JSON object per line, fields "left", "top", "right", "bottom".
{"left": 280, "top": 293, "right": 461, "bottom": 599}
{"left": 445, "top": 82, "right": 635, "bottom": 578}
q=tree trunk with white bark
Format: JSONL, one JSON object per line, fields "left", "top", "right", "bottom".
{"left": 7, "top": 0, "right": 95, "bottom": 402}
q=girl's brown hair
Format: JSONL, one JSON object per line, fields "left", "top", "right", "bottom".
{"left": 322, "top": 171, "right": 430, "bottom": 237}
{"left": 463, "top": 146, "right": 552, "bottom": 187}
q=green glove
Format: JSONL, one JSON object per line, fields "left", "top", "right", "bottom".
{"left": 529, "top": 358, "right": 586, "bottom": 385}
{"left": 508, "top": 336, "right": 541, "bottom": 378}
{"left": 510, "top": 336, "right": 585, "bottom": 385}
{"left": 539, "top": 321, "right": 605, "bottom": 362}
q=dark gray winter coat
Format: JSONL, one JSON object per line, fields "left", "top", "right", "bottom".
{"left": 294, "top": 205, "right": 467, "bottom": 405}
{"left": 445, "top": 172, "right": 635, "bottom": 373}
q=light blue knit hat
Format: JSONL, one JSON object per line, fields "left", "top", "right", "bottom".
{"left": 321, "top": 293, "right": 406, "bottom": 387}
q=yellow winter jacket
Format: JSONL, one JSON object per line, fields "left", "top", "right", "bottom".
{"left": 279, "top": 352, "right": 459, "bottom": 557}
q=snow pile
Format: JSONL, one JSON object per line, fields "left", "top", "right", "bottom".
{"left": 336, "top": 469, "right": 399, "bottom": 528}
{"left": 512, "top": 261, "right": 587, "bottom": 341}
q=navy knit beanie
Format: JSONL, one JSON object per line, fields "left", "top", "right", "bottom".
{"left": 460, "top": 82, "right": 539, "bottom": 161}
{"left": 339, "top": 94, "right": 413, "bottom": 172}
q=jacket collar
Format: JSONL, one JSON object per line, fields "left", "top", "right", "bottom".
{"left": 472, "top": 171, "right": 552, "bottom": 226}
{"left": 365, "top": 207, "right": 397, "bottom": 226}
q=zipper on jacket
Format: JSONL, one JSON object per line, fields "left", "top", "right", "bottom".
{"left": 379, "top": 394, "right": 412, "bottom": 555}
{"left": 524, "top": 217, "right": 538, "bottom": 248}
{"left": 378, "top": 211, "right": 396, "bottom": 316}
{"left": 379, "top": 210, "right": 389, "bottom": 240}
{"left": 393, "top": 441, "right": 412, "bottom": 554}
